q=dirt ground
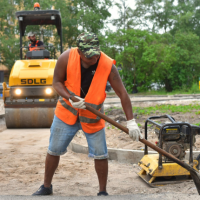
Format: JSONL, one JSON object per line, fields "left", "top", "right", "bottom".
{"left": 0, "top": 108, "right": 200, "bottom": 197}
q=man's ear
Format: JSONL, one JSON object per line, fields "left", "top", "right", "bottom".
{"left": 28, "top": 36, "right": 30, "bottom": 39}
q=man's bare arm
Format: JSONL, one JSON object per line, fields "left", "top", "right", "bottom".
{"left": 52, "top": 49, "right": 71, "bottom": 100}
{"left": 38, "top": 46, "right": 45, "bottom": 50}
{"left": 108, "top": 64, "right": 134, "bottom": 120}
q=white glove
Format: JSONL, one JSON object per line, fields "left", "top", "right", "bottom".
{"left": 69, "top": 96, "right": 86, "bottom": 109}
{"left": 127, "top": 119, "right": 143, "bottom": 142}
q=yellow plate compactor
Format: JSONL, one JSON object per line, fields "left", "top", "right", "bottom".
{"left": 138, "top": 115, "right": 200, "bottom": 186}
{"left": 3, "top": 8, "right": 63, "bottom": 128}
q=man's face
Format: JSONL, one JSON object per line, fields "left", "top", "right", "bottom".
{"left": 78, "top": 49, "right": 100, "bottom": 66}
{"left": 29, "top": 35, "right": 36, "bottom": 42}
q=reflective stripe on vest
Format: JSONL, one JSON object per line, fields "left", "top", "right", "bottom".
{"left": 29, "top": 40, "right": 39, "bottom": 51}
{"left": 59, "top": 97, "right": 104, "bottom": 123}
{"left": 59, "top": 97, "right": 77, "bottom": 116}
{"left": 59, "top": 88, "right": 104, "bottom": 123}
{"left": 79, "top": 106, "right": 104, "bottom": 123}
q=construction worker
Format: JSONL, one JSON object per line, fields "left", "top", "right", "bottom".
{"left": 28, "top": 32, "right": 44, "bottom": 51}
{"left": 32, "top": 32, "right": 143, "bottom": 196}
{"left": 34, "top": 2, "right": 40, "bottom": 10}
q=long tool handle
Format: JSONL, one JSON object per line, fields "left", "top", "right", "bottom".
{"left": 85, "top": 102, "right": 191, "bottom": 168}
{"left": 71, "top": 96, "right": 200, "bottom": 194}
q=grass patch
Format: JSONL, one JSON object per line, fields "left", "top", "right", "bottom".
{"left": 194, "top": 123, "right": 200, "bottom": 126}
{"left": 105, "top": 103, "right": 200, "bottom": 116}
{"left": 195, "top": 111, "right": 200, "bottom": 115}
{"left": 132, "top": 104, "right": 200, "bottom": 115}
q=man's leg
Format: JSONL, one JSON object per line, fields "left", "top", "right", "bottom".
{"left": 95, "top": 159, "right": 108, "bottom": 192}
{"left": 44, "top": 153, "right": 60, "bottom": 188}
{"left": 84, "top": 127, "right": 109, "bottom": 195}
{"left": 32, "top": 115, "right": 80, "bottom": 195}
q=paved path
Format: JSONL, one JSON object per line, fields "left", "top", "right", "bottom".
{"left": 104, "top": 93, "right": 200, "bottom": 107}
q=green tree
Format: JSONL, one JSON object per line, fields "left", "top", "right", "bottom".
{"left": 101, "top": 29, "right": 157, "bottom": 92}
{"left": 170, "top": 0, "right": 200, "bottom": 37}
{"left": 133, "top": 0, "right": 175, "bottom": 33}
{"left": 101, "top": 29, "right": 178, "bottom": 93}
{"left": 111, "top": 0, "right": 137, "bottom": 31}
{"left": 167, "top": 31, "right": 200, "bottom": 91}
{"left": 55, "top": 0, "right": 112, "bottom": 48}
{"left": 0, "top": 0, "right": 18, "bottom": 69}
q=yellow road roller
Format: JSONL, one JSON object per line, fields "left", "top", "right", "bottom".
{"left": 3, "top": 8, "right": 63, "bottom": 128}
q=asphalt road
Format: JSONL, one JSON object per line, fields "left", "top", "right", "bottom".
{"left": 104, "top": 93, "right": 200, "bottom": 107}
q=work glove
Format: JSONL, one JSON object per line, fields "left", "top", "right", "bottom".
{"left": 126, "top": 119, "right": 143, "bottom": 142}
{"left": 69, "top": 96, "right": 86, "bottom": 109}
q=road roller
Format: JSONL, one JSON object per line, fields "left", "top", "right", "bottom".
{"left": 2, "top": 7, "right": 63, "bottom": 128}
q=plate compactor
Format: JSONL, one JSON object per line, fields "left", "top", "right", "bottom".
{"left": 3, "top": 7, "right": 63, "bottom": 128}
{"left": 138, "top": 115, "right": 200, "bottom": 186}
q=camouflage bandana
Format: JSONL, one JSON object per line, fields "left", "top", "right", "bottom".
{"left": 76, "top": 32, "right": 100, "bottom": 58}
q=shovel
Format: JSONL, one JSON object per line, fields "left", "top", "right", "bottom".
{"left": 71, "top": 96, "right": 200, "bottom": 195}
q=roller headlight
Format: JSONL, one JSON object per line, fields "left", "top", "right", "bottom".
{"left": 15, "top": 89, "right": 22, "bottom": 95}
{"left": 45, "top": 88, "right": 52, "bottom": 94}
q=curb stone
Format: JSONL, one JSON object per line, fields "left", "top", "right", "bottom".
{"left": 69, "top": 142, "right": 200, "bottom": 164}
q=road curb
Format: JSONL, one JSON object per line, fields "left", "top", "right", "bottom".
{"left": 105, "top": 98, "right": 200, "bottom": 104}
{"left": 106, "top": 93, "right": 200, "bottom": 98}
{"left": 69, "top": 142, "right": 200, "bottom": 164}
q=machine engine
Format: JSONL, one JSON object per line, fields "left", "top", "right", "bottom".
{"left": 155, "top": 124, "right": 200, "bottom": 161}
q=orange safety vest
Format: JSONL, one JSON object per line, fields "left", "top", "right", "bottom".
{"left": 55, "top": 47, "right": 115, "bottom": 134}
{"left": 29, "top": 40, "right": 39, "bottom": 51}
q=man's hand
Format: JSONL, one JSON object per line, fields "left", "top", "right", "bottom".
{"left": 35, "top": 46, "right": 45, "bottom": 50}
{"left": 69, "top": 96, "right": 86, "bottom": 109}
{"left": 126, "top": 119, "right": 143, "bottom": 142}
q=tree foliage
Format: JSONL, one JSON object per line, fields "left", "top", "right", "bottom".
{"left": 54, "top": 0, "right": 112, "bottom": 48}
{"left": 101, "top": 29, "right": 177, "bottom": 92}
{"left": 0, "top": 0, "right": 18, "bottom": 69}
{"left": 2, "top": 0, "right": 200, "bottom": 93}
{"left": 101, "top": 0, "right": 200, "bottom": 92}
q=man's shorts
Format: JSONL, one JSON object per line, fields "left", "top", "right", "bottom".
{"left": 47, "top": 115, "right": 108, "bottom": 159}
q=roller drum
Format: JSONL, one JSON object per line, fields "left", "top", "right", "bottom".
{"left": 5, "top": 107, "right": 55, "bottom": 128}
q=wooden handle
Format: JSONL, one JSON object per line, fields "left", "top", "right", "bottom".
{"left": 71, "top": 96, "right": 195, "bottom": 168}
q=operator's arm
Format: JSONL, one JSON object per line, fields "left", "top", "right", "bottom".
{"left": 37, "top": 46, "right": 45, "bottom": 50}
{"left": 36, "top": 41, "right": 45, "bottom": 50}
{"left": 53, "top": 49, "right": 71, "bottom": 100}
{"left": 108, "top": 64, "right": 134, "bottom": 120}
